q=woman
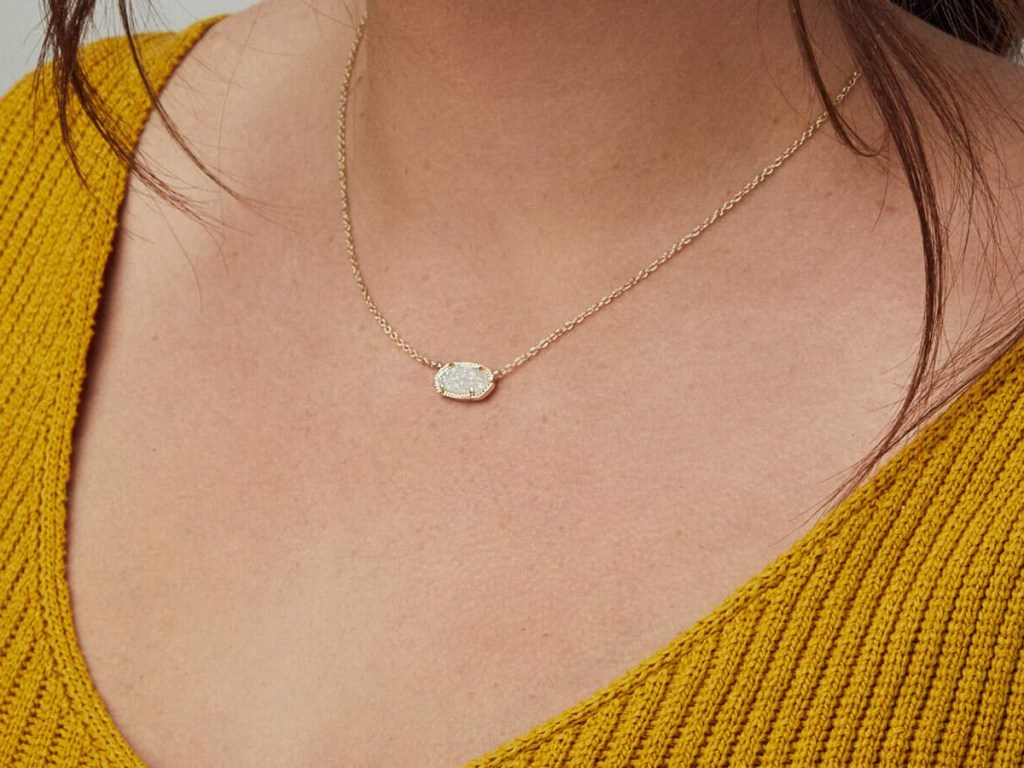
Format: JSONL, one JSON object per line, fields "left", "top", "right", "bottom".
{"left": 2, "top": 0, "right": 1024, "bottom": 765}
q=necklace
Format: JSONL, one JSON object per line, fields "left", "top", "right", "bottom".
{"left": 336, "top": 10, "right": 861, "bottom": 402}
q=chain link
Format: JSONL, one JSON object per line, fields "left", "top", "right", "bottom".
{"left": 337, "top": 10, "right": 861, "bottom": 381}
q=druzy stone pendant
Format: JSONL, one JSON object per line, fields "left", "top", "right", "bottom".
{"left": 434, "top": 362, "right": 496, "bottom": 401}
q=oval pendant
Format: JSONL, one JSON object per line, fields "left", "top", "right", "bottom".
{"left": 434, "top": 362, "right": 496, "bottom": 401}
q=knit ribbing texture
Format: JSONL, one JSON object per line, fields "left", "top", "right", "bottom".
{"left": 1, "top": 15, "right": 1024, "bottom": 767}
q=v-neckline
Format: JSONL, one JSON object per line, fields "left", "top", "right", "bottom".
{"left": 34, "top": 13, "right": 1024, "bottom": 767}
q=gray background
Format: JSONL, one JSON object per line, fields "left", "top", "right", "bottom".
{"left": 1, "top": 0, "right": 252, "bottom": 93}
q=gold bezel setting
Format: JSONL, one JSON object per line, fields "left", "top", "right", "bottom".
{"left": 434, "top": 362, "right": 496, "bottom": 401}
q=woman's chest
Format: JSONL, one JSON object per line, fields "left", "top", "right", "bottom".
{"left": 61, "top": 208, "right": 936, "bottom": 767}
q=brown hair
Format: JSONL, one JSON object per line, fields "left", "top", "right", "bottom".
{"left": 34, "top": 0, "right": 1024, "bottom": 519}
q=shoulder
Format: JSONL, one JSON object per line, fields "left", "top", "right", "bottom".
{"left": 92, "top": 0, "right": 362, "bottom": 262}
{"left": 889, "top": 9, "right": 1024, "bottom": 363}
{"left": 126, "top": 0, "right": 361, "bottom": 199}
{"left": 0, "top": 15, "right": 226, "bottom": 380}
{"left": 0, "top": 15, "right": 227, "bottom": 231}
{"left": 0, "top": 14, "right": 227, "bottom": 142}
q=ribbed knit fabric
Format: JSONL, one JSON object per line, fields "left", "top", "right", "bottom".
{"left": 2, "top": 15, "right": 1024, "bottom": 767}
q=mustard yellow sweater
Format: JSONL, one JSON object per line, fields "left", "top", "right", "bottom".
{"left": 2, "top": 14, "right": 1024, "bottom": 767}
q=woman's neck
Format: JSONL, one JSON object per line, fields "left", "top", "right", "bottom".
{"left": 344, "top": 0, "right": 860, "bottom": 275}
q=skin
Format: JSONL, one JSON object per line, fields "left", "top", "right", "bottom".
{"left": 63, "top": 1, "right": 1024, "bottom": 766}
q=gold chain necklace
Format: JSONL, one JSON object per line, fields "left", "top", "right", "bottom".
{"left": 336, "top": 10, "right": 861, "bottom": 402}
